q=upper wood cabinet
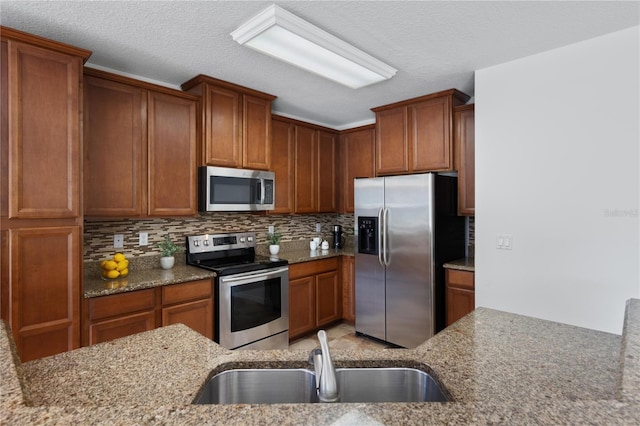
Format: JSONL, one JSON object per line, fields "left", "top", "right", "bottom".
{"left": 2, "top": 29, "right": 90, "bottom": 219}
{"left": 83, "top": 69, "right": 197, "bottom": 218}
{"left": 1, "top": 26, "right": 91, "bottom": 361}
{"left": 454, "top": 104, "right": 475, "bottom": 216}
{"left": 372, "top": 89, "right": 470, "bottom": 176}
{"left": 273, "top": 115, "right": 337, "bottom": 214}
{"left": 338, "top": 125, "right": 375, "bottom": 213}
{"left": 271, "top": 117, "right": 295, "bottom": 214}
{"left": 181, "top": 74, "right": 275, "bottom": 170}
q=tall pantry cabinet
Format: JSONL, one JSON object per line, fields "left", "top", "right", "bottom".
{"left": 0, "top": 27, "right": 91, "bottom": 361}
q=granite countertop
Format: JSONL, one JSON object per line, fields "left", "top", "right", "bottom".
{"left": 3, "top": 300, "right": 640, "bottom": 424}
{"left": 84, "top": 243, "right": 354, "bottom": 298}
{"left": 443, "top": 257, "right": 475, "bottom": 272}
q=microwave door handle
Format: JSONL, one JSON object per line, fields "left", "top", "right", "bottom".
{"left": 258, "top": 179, "right": 265, "bottom": 204}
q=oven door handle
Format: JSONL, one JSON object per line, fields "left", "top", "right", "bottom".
{"left": 219, "top": 267, "right": 289, "bottom": 285}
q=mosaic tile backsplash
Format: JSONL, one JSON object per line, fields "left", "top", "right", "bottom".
{"left": 84, "top": 213, "right": 474, "bottom": 262}
{"left": 84, "top": 213, "right": 355, "bottom": 261}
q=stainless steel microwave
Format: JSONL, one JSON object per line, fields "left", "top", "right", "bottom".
{"left": 198, "top": 166, "right": 275, "bottom": 212}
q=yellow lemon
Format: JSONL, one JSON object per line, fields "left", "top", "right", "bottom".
{"left": 100, "top": 260, "right": 108, "bottom": 269}
{"left": 106, "top": 269, "right": 120, "bottom": 279}
{"left": 113, "top": 253, "right": 126, "bottom": 262}
{"left": 119, "top": 268, "right": 128, "bottom": 277}
{"left": 103, "top": 260, "right": 118, "bottom": 271}
{"left": 116, "top": 260, "right": 128, "bottom": 271}
{"left": 101, "top": 269, "right": 110, "bottom": 278}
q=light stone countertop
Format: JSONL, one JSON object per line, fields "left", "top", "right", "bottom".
{"left": 3, "top": 300, "right": 640, "bottom": 424}
{"left": 84, "top": 244, "right": 354, "bottom": 298}
{"left": 443, "top": 257, "right": 475, "bottom": 272}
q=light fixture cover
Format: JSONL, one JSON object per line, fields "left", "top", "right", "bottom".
{"left": 231, "top": 4, "right": 397, "bottom": 89}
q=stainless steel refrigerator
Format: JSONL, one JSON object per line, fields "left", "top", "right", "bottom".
{"left": 354, "top": 173, "right": 465, "bottom": 348}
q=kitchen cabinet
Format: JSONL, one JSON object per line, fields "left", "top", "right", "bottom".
{"left": 181, "top": 74, "right": 275, "bottom": 170}
{"left": 371, "top": 89, "right": 470, "bottom": 176}
{"left": 454, "top": 104, "right": 475, "bottom": 216}
{"left": 445, "top": 269, "right": 475, "bottom": 326}
{"left": 161, "top": 279, "right": 213, "bottom": 339}
{"left": 83, "top": 69, "right": 198, "bottom": 218}
{"left": 0, "top": 27, "right": 91, "bottom": 361}
{"left": 270, "top": 115, "right": 338, "bottom": 214}
{"left": 341, "top": 256, "right": 356, "bottom": 324}
{"left": 83, "top": 279, "right": 213, "bottom": 345}
{"left": 289, "top": 258, "right": 341, "bottom": 340}
{"left": 270, "top": 117, "right": 295, "bottom": 214}
{"left": 338, "top": 125, "right": 375, "bottom": 213}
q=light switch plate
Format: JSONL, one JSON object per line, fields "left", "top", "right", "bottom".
{"left": 139, "top": 232, "right": 148, "bottom": 246}
{"left": 114, "top": 234, "right": 124, "bottom": 249}
{"left": 268, "top": 225, "right": 274, "bottom": 234}
{"left": 496, "top": 234, "right": 513, "bottom": 250}
{"left": 316, "top": 223, "right": 322, "bottom": 232}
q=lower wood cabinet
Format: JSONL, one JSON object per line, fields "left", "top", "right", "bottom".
{"left": 84, "top": 278, "right": 213, "bottom": 345}
{"left": 445, "top": 269, "right": 475, "bottom": 326}
{"left": 289, "top": 258, "right": 341, "bottom": 340}
{"left": 341, "top": 256, "right": 355, "bottom": 323}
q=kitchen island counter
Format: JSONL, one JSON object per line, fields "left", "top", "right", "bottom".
{"left": 4, "top": 300, "right": 640, "bottom": 424}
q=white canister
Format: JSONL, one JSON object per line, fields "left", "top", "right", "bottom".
{"left": 310, "top": 240, "right": 317, "bottom": 250}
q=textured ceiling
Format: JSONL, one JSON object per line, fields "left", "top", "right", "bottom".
{"left": 2, "top": 1, "right": 638, "bottom": 129}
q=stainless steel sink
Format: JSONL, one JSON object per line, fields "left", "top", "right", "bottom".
{"left": 194, "top": 367, "right": 449, "bottom": 404}
{"left": 335, "top": 367, "right": 448, "bottom": 403}
{"left": 194, "top": 369, "right": 318, "bottom": 404}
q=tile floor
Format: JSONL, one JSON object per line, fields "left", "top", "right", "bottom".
{"left": 288, "top": 322, "right": 392, "bottom": 351}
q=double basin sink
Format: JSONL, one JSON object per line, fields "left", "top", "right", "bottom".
{"left": 194, "top": 366, "right": 449, "bottom": 405}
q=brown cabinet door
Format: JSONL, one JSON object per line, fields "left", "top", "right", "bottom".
{"left": 7, "top": 41, "right": 82, "bottom": 219}
{"left": 445, "top": 269, "right": 475, "bottom": 326}
{"left": 454, "top": 105, "right": 475, "bottom": 215}
{"left": 83, "top": 75, "right": 145, "bottom": 217}
{"left": 270, "top": 119, "right": 294, "bottom": 214}
{"left": 446, "top": 287, "right": 475, "bottom": 327}
{"left": 340, "top": 127, "right": 375, "bottom": 213}
{"left": 8, "top": 226, "right": 80, "bottom": 361}
{"left": 147, "top": 90, "right": 197, "bottom": 216}
{"left": 409, "top": 96, "right": 453, "bottom": 172}
{"left": 294, "top": 125, "right": 317, "bottom": 213}
{"left": 243, "top": 95, "right": 271, "bottom": 170}
{"left": 375, "top": 106, "right": 408, "bottom": 175}
{"left": 317, "top": 130, "right": 336, "bottom": 212}
{"left": 203, "top": 85, "right": 241, "bottom": 167}
{"left": 162, "top": 299, "right": 213, "bottom": 339}
{"left": 341, "top": 256, "right": 355, "bottom": 323}
{"left": 89, "top": 311, "right": 156, "bottom": 345}
{"left": 316, "top": 270, "right": 341, "bottom": 327}
{"left": 289, "top": 276, "right": 316, "bottom": 340}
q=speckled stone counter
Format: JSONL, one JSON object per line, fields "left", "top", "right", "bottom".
{"left": 4, "top": 300, "right": 640, "bottom": 424}
{"left": 443, "top": 257, "right": 475, "bottom": 272}
{"left": 84, "top": 256, "right": 214, "bottom": 298}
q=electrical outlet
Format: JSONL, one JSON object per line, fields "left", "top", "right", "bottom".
{"left": 114, "top": 234, "right": 124, "bottom": 249}
{"left": 139, "top": 232, "right": 148, "bottom": 246}
{"left": 315, "top": 223, "right": 322, "bottom": 232}
{"left": 268, "top": 225, "right": 274, "bottom": 234}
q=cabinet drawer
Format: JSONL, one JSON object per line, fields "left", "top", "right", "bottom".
{"left": 446, "top": 269, "right": 474, "bottom": 290}
{"left": 89, "top": 289, "right": 156, "bottom": 320}
{"left": 162, "top": 279, "right": 212, "bottom": 306}
{"left": 289, "top": 257, "right": 339, "bottom": 280}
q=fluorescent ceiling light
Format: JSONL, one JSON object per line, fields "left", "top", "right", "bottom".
{"left": 231, "top": 4, "right": 397, "bottom": 89}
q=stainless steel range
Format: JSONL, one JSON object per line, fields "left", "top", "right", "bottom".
{"left": 186, "top": 232, "right": 289, "bottom": 350}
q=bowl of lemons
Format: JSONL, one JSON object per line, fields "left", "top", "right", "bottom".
{"left": 100, "top": 252, "right": 129, "bottom": 280}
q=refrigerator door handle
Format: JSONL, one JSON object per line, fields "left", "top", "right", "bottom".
{"left": 377, "top": 208, "right": 384, "bottom": 266}
{"left": 383, "top": 207, "right": 390, "bottom": 266}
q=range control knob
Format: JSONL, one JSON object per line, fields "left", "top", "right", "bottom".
{"left": 239, "top": 237, "right": 245, "bottom": 243}
{"left": 203, "top": 239, "right": 210, "bottom": 246}
{"left": 247, "top": 236, "right": 254, "bottom": 242}
{"left": 194, "top": 240, "right": 200, "bottom": 247}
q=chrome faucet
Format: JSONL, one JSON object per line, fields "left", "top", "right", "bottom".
{"left": 308, "top": 330, "right": 339, "bottom": 402}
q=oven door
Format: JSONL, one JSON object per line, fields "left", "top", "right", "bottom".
{"left": 217, "top": 266, "right": 289, "bottom": 350}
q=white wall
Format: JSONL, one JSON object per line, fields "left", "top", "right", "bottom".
{"left": 475, "top": 26, "right": 639, "bottom": 334}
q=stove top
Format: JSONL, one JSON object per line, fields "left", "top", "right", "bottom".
{"left": 185, "top": 232, "right": 287, "bottom": 276}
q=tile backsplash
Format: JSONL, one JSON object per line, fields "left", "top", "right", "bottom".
{"left": 84, "top": 213, "right": 474, "bottom": 262}
{"left": 84, "top": 213, "right": 355, "bottom": 261}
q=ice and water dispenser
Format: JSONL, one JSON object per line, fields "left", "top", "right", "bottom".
{"left": 357, "top": 217, "right": 378, "bottom": 255}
